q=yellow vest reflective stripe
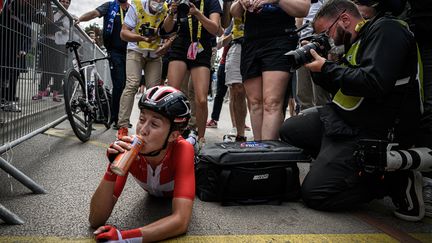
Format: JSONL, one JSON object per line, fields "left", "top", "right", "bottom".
{"left": 332, "top": 19, "right": 423, "bottom": 111}
{"left": 232, "top": 17, "right": 244, "bottom": 40}
{"left": 332, "top": 40, "right": 364, "bottom": 111}
{"left": 134, "top": 0, "right": 167, "bottom": 51}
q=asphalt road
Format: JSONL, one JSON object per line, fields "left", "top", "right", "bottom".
{"left": 0, "top": 94, "right": 431, "bottom": 242}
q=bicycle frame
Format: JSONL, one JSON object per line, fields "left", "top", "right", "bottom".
{"left": 68, "top": 42, "right": 108, "bottom": 106}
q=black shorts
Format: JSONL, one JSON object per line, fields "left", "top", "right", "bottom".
{"left": 168, "top": 36, "right": 212, "bottom": 70}
{"left": 241, "top": 36, "right": 298, "bottom": 81}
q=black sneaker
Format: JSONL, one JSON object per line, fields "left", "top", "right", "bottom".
{"left": 235, "top": 135, "right": 247, "bottom": 142}
{"left": 393, "top": 171, "right": 425, "bottom": 221}
{"left": 112, "top": 122, "right": 119, "bottom": 130}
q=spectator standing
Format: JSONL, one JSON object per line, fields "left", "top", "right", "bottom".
{"left": 33, "top": 0, "right": 75, "bottom": 102}
{"left": 206, "top": 27, "right": 232, "bottom": 129}
{"left": 224, "top": 15, "right": 248, "bottom": 142}
{"left": 116, "top": 0, "right": 170, "bottom": 138}
{"left": 231, "top": 0, "right": 310, "bottom": 140}
{"left": 162, "top": 0, "right": 223, "bottom": 152}
{"left": 0, "top": 0, "right": 46, "bottom": 112}
{"left": 76, "top": 0, "right": 130, "bottom": 130}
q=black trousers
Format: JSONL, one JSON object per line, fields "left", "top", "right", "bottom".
{"left": 210, "top": 63, "right": 227, "bottom": 121}
{"left": 109, "top": 49, "right": 126, "bottom": 123}
{"left": 279, "top": 110, "right": 404, "bottom": 211}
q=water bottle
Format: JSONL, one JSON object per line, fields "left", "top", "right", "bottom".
{"left": 110, "top": 135, "right": 145, "bottom": 176}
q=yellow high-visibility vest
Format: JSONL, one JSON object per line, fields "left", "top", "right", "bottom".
{"left": 231, "top": 17, "right": 244, "bottom": 40}
{"left": 134, "top": 0, "right": 167, "bottom": 51}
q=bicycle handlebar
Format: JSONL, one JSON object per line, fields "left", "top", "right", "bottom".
{"left": 66, "top": 41, "right": 110, "bottom": 66}
{"left": 81, "top": 55, "right": 111, "bottom": 65}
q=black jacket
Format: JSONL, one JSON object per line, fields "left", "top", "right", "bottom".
{"left": 313, "top": 15, "right": 421, "bottom": 146}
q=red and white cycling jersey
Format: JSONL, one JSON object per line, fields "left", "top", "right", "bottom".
{"left": 112, "top": 137, "right": 195, "bottom": 200}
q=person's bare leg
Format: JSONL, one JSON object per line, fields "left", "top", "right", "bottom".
{"left": 190, "top": 67, "right": 210, "bottom": 139}
{"left": 167, "top": 61, "right": 188, "bottom": 89}
{"left": 231, "top": 83, "right": 247, "bottom": 137}
{"left": 288, "top": 97, "right": 295, "bottom": 117}
{"left": 244, "top": 76, "right": 263, "bottom": 140}
{"left": 229, "top": 88, "right": 236, "bottom": 128}
{"left": 262, "top": 71, "right": 290, "bottom": 140}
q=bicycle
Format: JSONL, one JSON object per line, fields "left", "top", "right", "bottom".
{"left": 63, "top": 41, "right": 111, "bottom": 142}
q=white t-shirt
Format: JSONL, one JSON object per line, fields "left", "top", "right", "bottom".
{"left": 301, "top": 0, "right": 325, "bottom": 38}
{"left": 124, "top": 0, "right": 160, "bottom": 57}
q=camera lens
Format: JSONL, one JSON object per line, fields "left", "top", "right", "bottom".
{"left": 285, "top": 42, "right": 320, "bottom": 71}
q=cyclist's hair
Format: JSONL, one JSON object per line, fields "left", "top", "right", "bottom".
{"left": 314, "top": 0, "right": 362, "bottom": 23}
{"left": 138, "top": 86, "right": 191, "bottom": 132}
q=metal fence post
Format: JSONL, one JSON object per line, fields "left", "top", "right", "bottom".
{"left": 0, "top": 156, "right": 46, "bottom": 194}
{"left": 0, "top": 204, "right": 24, "bottom": 225}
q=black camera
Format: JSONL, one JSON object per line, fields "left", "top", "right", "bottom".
{"left": 285, "top": 33, "right": 332, "bottom": 71}
{"left": 354, "top": 138, "right": 432, "bottom": 174}
{"left": 354, "top": 139, "right": 389, "bottom": 174}
{"left": 177, "top": 0, "right": 190, "bottom": 23}
{"left": 139, "top": 23, "right": 156, "bottom": 37}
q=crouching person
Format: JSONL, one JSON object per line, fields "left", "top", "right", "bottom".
{"left": 89, "top": 86, "right": 195, "bottom": 242}
{"left": 280, "top": 0, "right": 424, "bottom": 221}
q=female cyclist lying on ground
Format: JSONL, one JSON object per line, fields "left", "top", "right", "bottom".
{"left": 89, "top": 86, "right": 195, "bottom": 242}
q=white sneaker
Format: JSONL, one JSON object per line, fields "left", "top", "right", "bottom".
{"left": 223, "top": 134, "right": 235, "bottom": 143}
{"left": 198, "top": 137, "right": 206, "bottom": 153}
{"left": 423, "top": 176, "right": 432, "bottom": 218}
{"left": 185, "top": 130, "right": 199, "bottom": 153}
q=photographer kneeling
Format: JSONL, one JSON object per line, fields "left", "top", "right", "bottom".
{"left": 279, "top": 0, "right": 424, "bottom": 221}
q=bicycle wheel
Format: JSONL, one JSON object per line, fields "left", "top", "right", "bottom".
{"left": 95, "top": 82, "right": 111, "bottom": 129}
{"left": 63, "top": 69, "right": 93, "bottom": 142}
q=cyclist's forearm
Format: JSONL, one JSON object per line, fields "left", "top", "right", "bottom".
{"left": 78, "top": 10, "right": 100, "bottom": 22}
{"left": 89, "top": 180, "right": 117, "bottom": 228}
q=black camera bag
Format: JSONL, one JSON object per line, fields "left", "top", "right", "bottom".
{"left": 195, "top": 140, "right": 311, "bottom": 206}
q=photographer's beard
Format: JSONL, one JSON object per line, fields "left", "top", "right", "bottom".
{"left": 334, "top": 25, "right": 353, "bottom": 54}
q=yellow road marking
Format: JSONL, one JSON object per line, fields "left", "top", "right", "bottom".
{"left": 44, "top": 127, "right": 109, "bottom": 149}
{"left": 0, "top": 233, "right": 430, "bottom": 243}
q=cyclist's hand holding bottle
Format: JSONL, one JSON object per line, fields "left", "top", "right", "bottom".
{"left": 108, "top": 135, "right": 145, "bottom": 176}
{"left": 107, "top": 136, "right": 134, "bottom": 157}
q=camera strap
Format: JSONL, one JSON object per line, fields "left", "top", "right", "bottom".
{"left": 120, "top": 7, "right": 125, "bottom": 25}
{"left": 186, "top": 0, "right": 204, "bottom": 60}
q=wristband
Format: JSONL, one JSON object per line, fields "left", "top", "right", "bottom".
{"left": 121, "top": 228, "right": 142, "bottom": 239}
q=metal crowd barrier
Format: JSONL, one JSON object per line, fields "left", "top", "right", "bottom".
{"left": 0, "top": 0, "right": 111, "bottom": 224}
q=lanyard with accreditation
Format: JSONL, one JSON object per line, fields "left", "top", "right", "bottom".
{"left": 186, "top": 0, "right": 204, "bottom": 60}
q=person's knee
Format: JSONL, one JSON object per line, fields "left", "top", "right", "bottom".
{"left": 123, "top": 80, "right": 139, "bottom": 96}
{"left": 301, "top": 180, "right": 330, "bottom": 211}
{"left": 231, "top": 83, "right": 245, "bottom": 96}
{"left": 279, "top": 118, "right": 296, "bottom": 142}
{"left": 263, "top": 96, "right": 282, "bottom": 113}
{"left": 195, "top": 95, "right": 208, "bottom": 108}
